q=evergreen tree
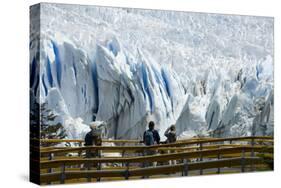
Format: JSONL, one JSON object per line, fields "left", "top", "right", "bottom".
{"left": 30, "top": 99, "right": 40, "bottom": 139}
{"left": 39, "top": 102, "right": 66, "bottom": 146}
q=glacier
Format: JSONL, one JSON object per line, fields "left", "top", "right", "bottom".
{"left": 30, "top": 3, "right": 274, "bottom": 140}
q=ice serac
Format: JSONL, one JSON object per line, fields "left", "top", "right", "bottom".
{"left": 175, "top": 95, "right": 206, "bottom": 138}
{"left": 40, "top": 40, "right": 99, "bottom": 122}
{"left": 213, "top": 95, "right": 239, "bottom": 137}
{"left": 95, "top": 38, "right": 186, "bottom": 139}
{"left": 35, "top": 36, "right": 186, "bottom": 139}
{"left": 252, "top": 91, "right": 274, "bottom": 136}
{"left": 32, "top": 38, "right": 100, "bottom": 138}
{"left": 206, "top": 98, "right": 221, "bottom": 131}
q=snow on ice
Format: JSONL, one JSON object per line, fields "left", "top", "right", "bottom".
{"left": 30, "top": 3, "right": 274, "bottom": 140}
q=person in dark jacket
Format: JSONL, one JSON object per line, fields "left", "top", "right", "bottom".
{"left": 143, "top": 121, "right": 160, "bottom": 146}
{"left": 84, "top": 123, "right": 102, "bottom": 159}
{"left": 142, "top": 121, "right": 160, "bottom": 169}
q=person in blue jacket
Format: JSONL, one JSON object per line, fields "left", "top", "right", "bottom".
{"left": 143, "top": 121, "right": 160, "bottom": 146}
{"left": 142, "top": 121, "right": 160, "bottom": 169}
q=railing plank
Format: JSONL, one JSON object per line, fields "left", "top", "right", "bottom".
{"left": 40, "top": 157, "right": 265, "bottom": 184}
{"left": 38, "top": 136, "right": 273, "bottom": 145}
{"left": 40, "top": 146, "right": 273, "bottom": 169}
{"left": 40, "top": 136, "right": 273, "bottom": 156}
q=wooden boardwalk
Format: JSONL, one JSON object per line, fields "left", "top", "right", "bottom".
{"left": 32, "top": 136, "right": 273, "bottom": 184}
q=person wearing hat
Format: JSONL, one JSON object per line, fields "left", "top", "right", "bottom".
{"left": 84, "top": 122, "right": 103, "bottom": 159}
{"left": 164, "top": 125, "right": 177, "bottom": 165}
{"left": 164, "top": 125, "right": 177, "bottom": 144}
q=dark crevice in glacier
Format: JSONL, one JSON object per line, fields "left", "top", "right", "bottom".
{"left": 33, "top": 74, "right": 39, "bottom": 96}
{"left": 91, "top": 60, "right": 99, "bottom": 114}
{"left": 30, "top": 57, "right": 37, "bottom": 87}
{"left": 83, "top": 84, "right": 87, "bottom": 99}
{"left": 141, "top": 63, "right": 153, "bottom": 112}
{"left": 208, "top": 111, "right": 215, "bottom": 130}
{"left": 126, "top": 87, "right": 134, "bottom": 104}
{"left": 83, "top": 84, "right": 88, "bottom": 105}
{"left": 46, "top": 57, "right": 53, "bottom": 87}
{"left": 137, "top": 69, "right": 147, "bottom": 100}
{"left": 73, "top": 62, "right": 77, "bottom": 80}
{"left": 51, "top": 41, "right": 62, "bottom": 88}
{"left": 161, "top": 69, "right": 172, "bottom": 98}
{"left": 108, "top": 42, "right": 118, "bottom": 56}
{"left": 161, "top": 69, "right": 174, "bottom": 110}
{"left": 256, "top": 65, "right": 260, "bottom": 80}
{"left": 120, "top": 74, "right": 135, "bottom": 104}
{"left": 114, "top": 116, "right": 120, "bottom": 139}
{"left": 42, "top": 74, "right": 48, "bottom": 96}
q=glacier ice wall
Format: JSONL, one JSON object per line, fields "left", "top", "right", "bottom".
{"left": 30, "top": 34, "right": 186, "bottom": 139}
{"left": 30, "top": 3, "right": 274, "bottom": 139}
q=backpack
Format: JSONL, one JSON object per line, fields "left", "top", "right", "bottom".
{"left": 144, "top": 130, "right": 154, "bottom": 146}
{"left": 84, "top": 132, "right": 94, "bottom": 146}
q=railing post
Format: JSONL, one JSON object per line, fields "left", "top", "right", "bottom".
{"left": 142, "top": 149, "right": 146, "bottom": 168}
{"left": 78, "top": 142, "right": 82, "bottom": 157}
{"left": 48, "top": 153, "right": 53, "bottom": 173}
{"left": 86, "top": 148, "right": 93, "bottom": 183}
{"left": 241, "top": 148, "right": 245, "bottom": 172}
{"left": 182, "top": 159, "right": 189, "bottom": 176}
{"left": 141, "top": 149, "right": 149, "bottom": 179}
{"left": 196, "top": 143, "right": 199, "bottom": 161}
{"left": 168, "top": 149, "right": 174, "bottom": 166}
{"left": 250, "top": 137, "right": 255, "bottom": 171}
{"left": 217, "top": 148, "right": 221, "bottom": 174}
{"left": 60, "top": 163, "right": 65, "bottom": 184}
{"left": 96, "top": 162, "right": 101, "bottom": 182}
{"left": 251, "top": 137, "right": 255, "bottom": 157}
{"left": 122, "top": 150, "right": 125, "bottom": 167}
{"left": 87, "top": 161, "right": 91, "bottom": 182}
{"left": 124, "top": 162, "right": 130, "bottom": 180}
{"left": 47, "top": 153, "right": 53, "bottom": 185}
{"left": 199, "top": 143, "right": 203, "bottom": 175}
{"left": 97, "top": 148, "right": 101, "bottom": 182}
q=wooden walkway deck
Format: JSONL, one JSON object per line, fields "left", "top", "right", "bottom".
{"left": 32, "top": 136, "right": 273, "bottom": 185}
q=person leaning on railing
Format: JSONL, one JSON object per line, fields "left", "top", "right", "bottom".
{"left": 164, "top": 125, "right": 177, "bottom": 165}
{"left": 84, "top": 123, "right": 102, "bottom": 158}
{"left": 142, "top": 121, "right": 160, "bottom": 169}
{"left": 164, "top": 125, "right": 177, "bottom": 144}
{"left": 143, "top": 121, "right": 160, "bottom": 147}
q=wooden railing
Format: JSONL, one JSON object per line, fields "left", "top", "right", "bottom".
{"left": 37, "top": 136, "right": 273, "bottom": 184}
{"left": 38, "top": 136, "right": 273, "bottom": 145}
{"left": 40, "top": 146, "right": 272, "bottom": 168}
{"left": 38, "top": 136, "right": 273, "bottom": 155}
{"left": 40, "top": 139, "right": 141, "bottom": 144}
{"left": 40, "top": 157, "right": 266, "bottom": 183}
